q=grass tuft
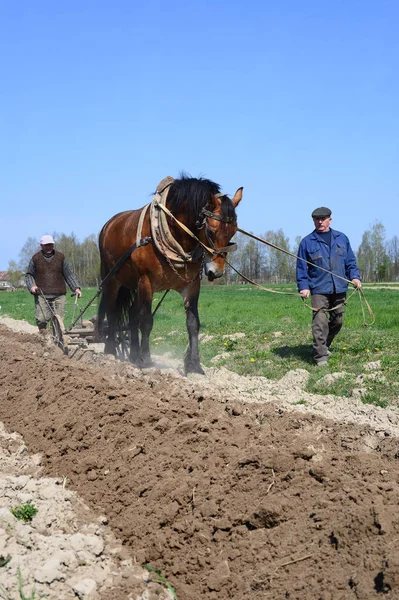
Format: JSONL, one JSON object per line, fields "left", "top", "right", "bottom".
{"left": 0, "top": 568, "right": 47, "bottom": 600}
{"left": 0, "top": 555, "right": 11, "bottom": 568}
{"left": 10, "top": 504, "right": 38, "bottom": 523}
{"left": 142, "top": 564, "right": 178, "bottom": 598}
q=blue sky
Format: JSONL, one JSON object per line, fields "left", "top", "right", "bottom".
{"left": 1, "top": 0, "right": 398, "bottom": 270}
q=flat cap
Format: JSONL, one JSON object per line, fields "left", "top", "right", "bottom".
{"left": 311, "top": 206, "right": 331, "bottom": 218}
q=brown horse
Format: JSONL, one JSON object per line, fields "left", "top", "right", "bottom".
{"left": 97, "top": 175, "right": 242, "bottom": 374}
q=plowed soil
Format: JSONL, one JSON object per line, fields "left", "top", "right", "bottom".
{"left": 1, "top": 322, "right": 399, "bottom": 600}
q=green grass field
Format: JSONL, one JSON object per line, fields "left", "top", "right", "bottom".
{"left": 1, "top": 284, "right": 398, "bottom": 408}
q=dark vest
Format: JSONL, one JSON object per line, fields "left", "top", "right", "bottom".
{"left": 32, "top": 251, "right": 67, "bottom": 295}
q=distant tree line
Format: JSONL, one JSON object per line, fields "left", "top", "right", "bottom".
{"left": 222, "top": 230, "right": 300, "bottom": 285}
{"left": 357, "top": 222, "right": 399, "bottom": 283}
{"left": 223, "top": 221, "right": 399, "bottom": 285}
{"left": 7, "top": 221, "right": 399, "bottom": 288}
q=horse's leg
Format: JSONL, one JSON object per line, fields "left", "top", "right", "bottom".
{"left": 128, "top": 296, "right": 140, "bottom": 365}
{"left": 135, "top": 275, "right": 154, "bottom": 368}
{"left": 181, "top": 280, "right": 204, "bottom": 375}
{"left": 96, "top": 293, "right": 107, "bottom": 342}
{"left": 102, "top": 281, "right": 120, "bottom": 356}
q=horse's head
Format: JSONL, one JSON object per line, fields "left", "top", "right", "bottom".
{"left": 201, "top": 187, "right": 243, "bottom": 281}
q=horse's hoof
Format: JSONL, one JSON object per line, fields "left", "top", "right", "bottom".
{"left": 129, "top": 356, "right": 141, "bottom": 367}
{"left": 141, "top": 358, "right": 154, "bottom": 369}
{"left": 131, "top": 356, "right": 153, "bottom": 369}
{"left": 184, "top": 363, "right": 205, "bottom": 375}
{"left": 104, "top": 344, "right": 116, "bottom": 356}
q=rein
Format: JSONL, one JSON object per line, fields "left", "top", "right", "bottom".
{"left": 233, "top": 227, "right": 375, "bottom": 326}
{"left": 237, "top": 227, "right": 353, "bottom": 286}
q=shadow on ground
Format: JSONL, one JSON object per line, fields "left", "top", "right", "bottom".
{"left": 272, "top": 344, "right": 313, "bottom": 364}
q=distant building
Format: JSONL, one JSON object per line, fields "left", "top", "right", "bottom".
{"left": 0, "top": 271, "right": 15, "bottom": 290}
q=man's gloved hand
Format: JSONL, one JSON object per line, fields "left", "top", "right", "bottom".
{"left": 299, "top": 289, "right": 310, "bottom": 299}
{"left": 351, "top": 279, "right": 362, "bottom": 289}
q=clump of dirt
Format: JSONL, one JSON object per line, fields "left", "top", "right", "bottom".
{"left": 1, "top": 320, "right": 399, "bottom": 599}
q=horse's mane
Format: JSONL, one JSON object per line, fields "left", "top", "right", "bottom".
{"left": 166, "top": 174, "right": 236, "bottom": 227}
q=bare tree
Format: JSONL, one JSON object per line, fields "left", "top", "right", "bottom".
{"left": 80, "top": 234, "right": 101, "bottom": 286}
{"left": 264, "top": 229, "right": 293, "bottom": 283}
{"left": 387, "top": 235, "right": 399, "bottom": 282}
{"left": 18, "top": 237, "right": 40, "bottom": 271}
{"left": 7, "top": 260, "right": 23, "bottom": 287}
{"left": 357, "top": 221, "right": 390, "bottom": 282}
{"left": 357, "top": 230, "right": 373, "bottom": 281}
{"left": 228, "top": 231, "right": 265, "bottom": 283}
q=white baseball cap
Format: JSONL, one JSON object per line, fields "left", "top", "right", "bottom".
{"left": 40, "top": 235, "right": 55, "bottom": 245}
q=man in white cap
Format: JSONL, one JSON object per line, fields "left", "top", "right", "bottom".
{"left": 25, "top": 235, "right": 82, "bottom": 334}
{"left": 296, "top": 207, "right": 361, "bottom": 367}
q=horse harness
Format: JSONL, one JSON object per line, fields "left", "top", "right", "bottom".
{"left": 90, "top": 176, "right": 240, "bottom": 317}
{"left": 136, "top": 176, "right": 238, "bottom": 272}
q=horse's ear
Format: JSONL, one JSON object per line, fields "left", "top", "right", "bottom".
{"left": 231, "top": 187, "right": 243, "bottom": 208}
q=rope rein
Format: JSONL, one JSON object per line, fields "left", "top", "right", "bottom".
{"left": 151, "top": 210, "right": 375, "bottom": 327}
{"left": 51, "top": 201, "right": 374, "bottom": 333}
{"left": 226, "top": 259, "right": 298, "bottom": 295}
{"left": 233, "top": 227, "right": 375, "bottom": 326}
{"left": 237, "top": 227, "right": 354, "bottom": 286}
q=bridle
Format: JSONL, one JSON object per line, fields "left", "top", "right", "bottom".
{"left": 153, "top": 189, "right": 238, "bottom": 259}
{"left": 197, "top": 192, "right": 237, "bottom": 224}
{"left": 196, "top": 193, "right": 238, "bottom": 257}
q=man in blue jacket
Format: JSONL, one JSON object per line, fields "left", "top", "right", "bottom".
{"left": 296, "top": 207, "right": 361, "bottom": 366}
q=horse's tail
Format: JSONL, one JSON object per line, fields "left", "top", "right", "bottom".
{"left": 96, "top": 226, "right": 108, "bottom": 340}
{"left": 96, "top": 292, "right": 107, "bottom": 340}
{"left": 96, "top": 285, "right": 136, "bottom": 340}
{"left": 96, "top": 215, "right": 136, "bottom": 343}
{"left": 114, "top": 286, "right": 136, "bottom": 333}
